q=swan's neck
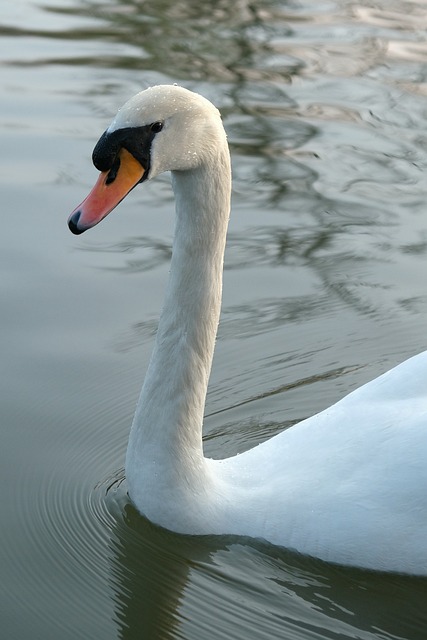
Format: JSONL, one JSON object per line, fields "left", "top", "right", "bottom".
{"left": 126, "top": 148, "right": 231, "bottom": 511}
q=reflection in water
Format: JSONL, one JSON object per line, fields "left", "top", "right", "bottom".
{"left": 110, "top": 507, "right": 187, "bottom": 639}
{"left": 106, "top": 484, "right": 427, "bottom": 640}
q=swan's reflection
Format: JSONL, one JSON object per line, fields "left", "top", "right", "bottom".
{"left": 108, "top": 502, "right": 219, "bottom": 639}
{"left": 108, "top": 499, "right": 427, "bottom": 640}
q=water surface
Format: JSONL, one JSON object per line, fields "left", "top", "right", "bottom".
{"left": 1, "top": 0, "right": 427, "bottom": 638}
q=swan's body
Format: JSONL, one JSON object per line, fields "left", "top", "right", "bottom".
{"left": 69, "top": 85, "right": 427, "bottom": 575}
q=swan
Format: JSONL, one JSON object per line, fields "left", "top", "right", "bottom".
{"left": 68, "top": 85, "right": 427, "bottom": 575}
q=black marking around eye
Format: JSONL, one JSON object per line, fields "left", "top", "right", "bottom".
{"left": 92, "top": 124, "right": 160, "bottom": 180}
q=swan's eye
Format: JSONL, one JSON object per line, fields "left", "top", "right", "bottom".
{"left": 150, "top": 121, "right": 164, "bottom": 134}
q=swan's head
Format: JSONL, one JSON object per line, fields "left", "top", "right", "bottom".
{"left": 68, "top": 85, "right": 225, "bottom": 234}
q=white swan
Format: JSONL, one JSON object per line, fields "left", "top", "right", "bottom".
{"left": 68, "top": 85, "right": 427, "bottom": 575}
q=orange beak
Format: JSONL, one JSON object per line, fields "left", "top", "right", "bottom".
{"left": 68, "top": 148, "right": 145, "bottom": 234}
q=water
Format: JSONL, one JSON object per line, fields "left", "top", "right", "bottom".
{"left": 1, "top": 0, "right": 427, "bottom": 637}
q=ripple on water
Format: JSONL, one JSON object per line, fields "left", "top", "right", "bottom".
{"left": 3, "top": 0, "right": 427, "bottom": 637}
{"left": 8, "top": 389, "right": 427, "bottom": 640}
{"left": 2, "top": 367, "right": 132, "bottom": 635}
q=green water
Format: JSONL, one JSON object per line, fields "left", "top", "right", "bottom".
{"left": 1, "top": 0, "right": 427, "bottom": 638}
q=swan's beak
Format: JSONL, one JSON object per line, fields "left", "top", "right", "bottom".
{"left": 68, "top": 148, "right": 145, "bottom": 234}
